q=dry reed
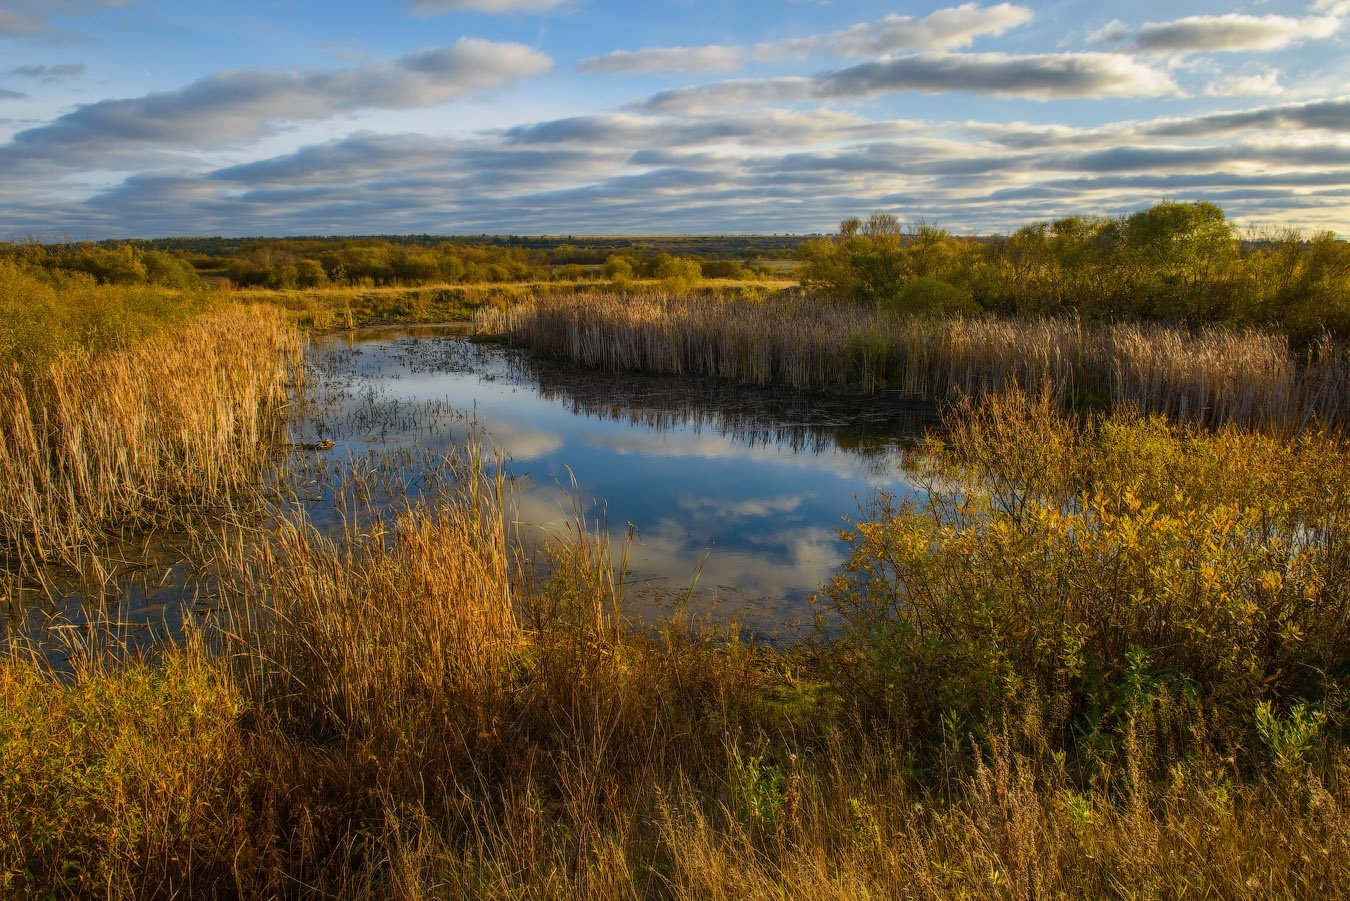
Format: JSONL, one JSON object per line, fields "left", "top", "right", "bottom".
{"left": 1, "top": 434, "right": 1344, "bottom": 896}
{"left": 480, "top": 293, "right": 1349, "bottom": 432}
{"left": 0, "top": 306, "right": 300, "bottom": 574}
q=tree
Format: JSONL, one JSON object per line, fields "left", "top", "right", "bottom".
{"left": 603, "top": 255, "right": 635, "bottom": 282}
{"left": 655, "top": 256, "right": 701, "bottom": 290}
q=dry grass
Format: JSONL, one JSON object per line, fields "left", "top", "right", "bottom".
{"left": 1, "top": 408, "right": 1345, "bottom": 897}
{"left": 0, "top": 280, "right": 1344, "bottom": 896}
{"left": 480, "top": 293, "right": 1349, "bottom": 432}
{"left": 0, "top": 306, "right": 300, "bottom": 574}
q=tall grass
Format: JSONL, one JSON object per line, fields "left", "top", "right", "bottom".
{"left": 0, "top": 306, "right": 299, "bottom": 573}
{"left": 2, "top": 396, "right": 1345, "bottom": 896}
{"left": 481, "top": 293, "right": 1349, "bottom": 431}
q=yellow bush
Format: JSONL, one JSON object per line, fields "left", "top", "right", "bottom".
{"left": 816, "top": 390, "right": 1349, "bottom": 752}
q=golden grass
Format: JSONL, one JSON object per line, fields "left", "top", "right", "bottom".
{"left": 231, "top": 279, "right": 790, "bottom": 331}
{"left": 1, "top": 399, "right": 1345, "bottom": 897}
{"left": 0, "top": 306, "right": 299, "bottom": 574}
{"left": 481, "top": 293, "right": 1349, "bottom": 432}
{"left": 0, "top": 273, "right": 1343, "bottom": 896}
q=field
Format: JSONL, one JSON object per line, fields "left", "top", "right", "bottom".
{"left": 0, "top": 205, "right": 1347, "bottom": 898}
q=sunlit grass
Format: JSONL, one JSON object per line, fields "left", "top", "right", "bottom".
{"left": 483, "top": 292, "right": 1348, "bottom": 432}
{"left": 1, "top": 395, "right": 1345, "bottom": 897}
{"left": 0, "top": 267, "right": 299, "bottom": 574}
{"left": 0, "top": 265, "right": 1344, "bottom": 896}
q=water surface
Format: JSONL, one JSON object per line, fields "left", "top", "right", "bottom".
{"left": 4, "top": 324, "right": 937, "bottom": 649}
{"left": 298, "top": 325, "right": 935, "bottom": 630}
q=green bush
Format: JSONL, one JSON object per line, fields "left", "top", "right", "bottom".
{"left": 0, "top": 657, "right": 245, "bottom": 896}
{"left": 0, "top": 261, "right": 209, "bottom": 371}
{"left": 655, "top": 256, "right": 703, "bottom": 290}
{"left": 880, "top": 277, "right": 976, "bottom": 317}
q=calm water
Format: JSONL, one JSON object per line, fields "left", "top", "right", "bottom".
{"left": 297, "top": 325, "right": 935, "bottom": 630}
{"left": 5, "top": 324, "right": 936, "bottom": 647}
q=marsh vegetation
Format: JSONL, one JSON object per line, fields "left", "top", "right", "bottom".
{"left": 483, "top": 292, "right": 1347, "bottom": 432}
{"left": 0, "top": 206, "right": 1346, "bottom": 898}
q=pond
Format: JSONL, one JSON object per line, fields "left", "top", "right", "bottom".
{"left": 297, "top": 325, "right": 935, "bottom": 632}
{"left": 5, "top": 324, "right": 937, "bottom": 647}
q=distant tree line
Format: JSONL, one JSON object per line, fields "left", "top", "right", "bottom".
{"left": 0, "top": 238, "right": 770, "bottom": 291}
{"left": 4, "top": 202, "right": 1344, "bottom": 337}
{"left": 0, "top": 242, "right": 202, "bottom": 290}
{"left": 799, "top": 202, "right": 1349, "bottom": 339}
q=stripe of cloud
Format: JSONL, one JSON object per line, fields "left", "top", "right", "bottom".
{"left": 1145, "top": 96, "right": 1350, "bottom": 136}
{"left": 1089, "top": 13, "right": 1342, "bottom": 54}
{"left": 578, "top": 3, "right": 1033, "bottom": 75}
{"left": 0, "top": 1, "right": 128, "bottom": 38}
{"left": 639, "top": 51, "right": 1177, "bottom": 112}
{"left": 502, "top": 109, "right": 916, "bottom": 148}
{"left": 407, "top": 0, "right": 570, "bottom": 14}
{"left": 210, "top": 132, "right": 621, "bottom": 190}
{"left": 7, "top": 64, "right": 86, "bottom": 80}
{"left": 0, "top": 39, "right": 552, "bottom": 168}
{"left": 970, "top": 97, "right": 1350, "bottom": 148}
{"left": 0, "top": 11, "right": 46, "bottom": 35}
{"left": 79, "top": 133, "right": 1350, "bottom": 235}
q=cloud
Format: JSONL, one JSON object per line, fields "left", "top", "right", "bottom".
{"left": 579, "top": 46, "right": 748, "bottom": 76}
{"left": 640, "top": 51, "right": 1177, "bottom": 112}
{"left": 0, "top": 39, "right": 552, "bottom": 168}
{"left": 816, "top": 52, "right": 1175, "bottom": 99}
{"left": 0, "top": 11, "right": 46, "bottom": 36}
{"left": 578, "top": 3, "right": 1033, "bottom": 74}
{"left": 4, "top": 69, "right": 1350, "bottom": 240}
{"left": 0, "top": 89, "right": 27, "bottom": 99}
{"left": 966, "top": 97, "right": 1350, "bottom": 152}
{"left": 678, "top": 495, "right": 804, "bottom": 519}
{"left": 1091, "top": 13, "right": 1342, "bottom": 55}
{"left": 7, "top": 63, "right": 85, "bottom": 80}
{"left": 1143, "top": 96, "right": 1350, "bottom": 137}
{"left": 0, "top": 1, "right": 127, "bottom": 39}
{"left": 1060, "top": 142, "right": 1350, "bottom": 174}
{"left": 407, "top": 0, "right": 569, "bottom": 14}
{"left": 1203, "top": 71, "right": 1284, "bottom": 97}
{"left": 503, "top": 109, "right": 914, "bottom": 148}
{"left": 210, "top": 131, "right": 619, "bottom": 193}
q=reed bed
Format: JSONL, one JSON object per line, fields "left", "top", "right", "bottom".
{"left": 0, "top": 307, "right": 300, "bottom": 573}
{"left": 2, "top": 406, "right": 1345, "bottom": 897}
{"left": 480, "top": 293, "right": 1349, "bottom": 432}
{"left": 216, "top": 452, "right": 525, "bottom": 759}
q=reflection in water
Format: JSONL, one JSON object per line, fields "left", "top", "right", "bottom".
{"left": 4, "top": 325, "right": 938, "bottom": 650}
{"left": 297, "top": 327, "right": 936, "bottom": 632}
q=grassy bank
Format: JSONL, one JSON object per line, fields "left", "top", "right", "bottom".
{"left": 2, "top": 395, "right": 1345, "bottom": 897}
{"left": 235, "top": 280, "right": 793, "bottom": 330}
{"left": 0, "top": 264, "right": 300, "bottom": 576}
{"left": 482, "top": 292, "right": 1349, "bottom": 432}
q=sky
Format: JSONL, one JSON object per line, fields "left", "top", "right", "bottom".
{"left": 1, "top": 0, "right": 1349, "bottom": 238}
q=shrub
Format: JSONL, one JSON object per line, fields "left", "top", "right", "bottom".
{"left": 655, "top": 256, "right": 703, "bottom": 290}
{"left": 0, "top": 655, "right": 246, "bottom": 896}
{"left": 814, "top": 389, "right": 1349, "bottom": 755}
{"left": 701, "top": 260, "right": 746, "bottom": 279}
{"left": 879, "top": 277, "right": 976, "bottom": 317}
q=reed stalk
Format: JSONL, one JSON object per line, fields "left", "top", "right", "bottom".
{"left": 0, "top": 306, "right": 300, "bottom": 574}
{"left": 480, "top": 293, "right": 1349, "bottom": 432}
